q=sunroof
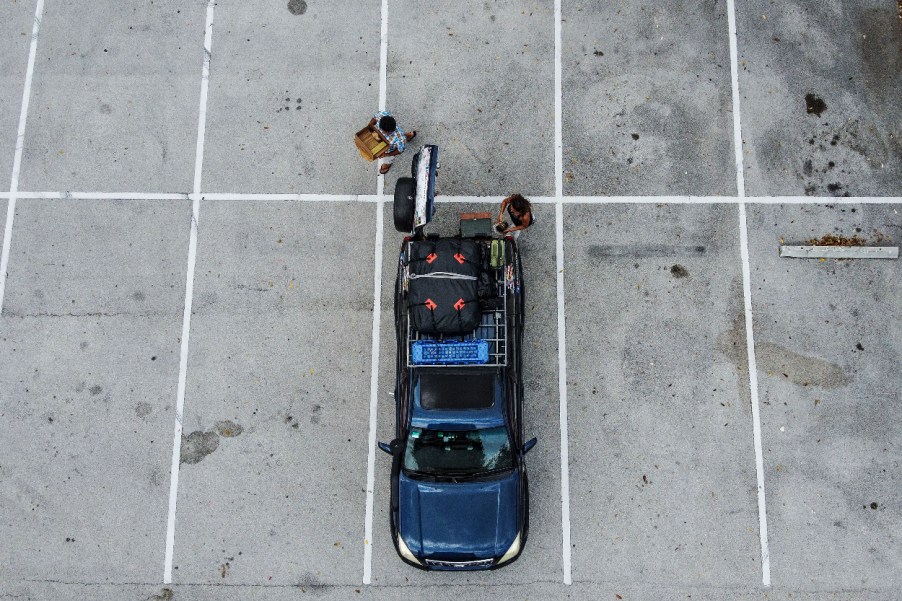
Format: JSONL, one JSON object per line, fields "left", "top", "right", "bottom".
{"left": 418, "top": 369, "right": 496, "bottom": 410}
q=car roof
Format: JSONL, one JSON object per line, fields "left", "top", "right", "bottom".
{"left": 410, "top": 367, "right": 506, "bottom": 430}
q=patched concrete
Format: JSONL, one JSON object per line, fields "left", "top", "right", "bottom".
{"left": 18, "top": 0, "right": 204, "bottom": 191}
{"left": 747, "top": 203, "right": 902, "bottom": 591}
{"left": 6, "top": 578, "right": 902, "bottom": 601}
{"left": 2, "top": 199, "right": 190, "bottom": 317}
{"left": 201, "top": 0, "right": 380, "bottom": 194}
{"left": 563, "top": 203, "right": 762, "bottom": 586}
{"left": 0, "top": 0, "right": 36, "bottom": 182}
{"left": 738, "top": 0, "right": 902, "bottom": 196}
{"left": 0, "top": 1, "right": 899, "bottom": 599}
{"left": 171, "top": 201, "right": 374, "bottom": 585}
{"left": 562, "top": 1, "right": 735, "bottom": 196}
{"left": 0, "top": 316, "right": 181, "bottom": 583}
{"left": 383, "top": 1, "right": 555, "bottom": 196}
{"left": 0, "top": 195, "right": 186, "bottom": 583}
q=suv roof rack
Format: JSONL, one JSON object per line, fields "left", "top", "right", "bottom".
{"left": 403, "top": 238, "right": 508, "bottom": 368}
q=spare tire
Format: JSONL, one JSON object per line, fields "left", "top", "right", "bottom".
{"left": 393, "top": 177, "right": 416, "bottom": 232}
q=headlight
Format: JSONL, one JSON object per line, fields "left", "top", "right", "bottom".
{"left": 496, "top": 533, "right": 521, "bottom": 565}
{"left": 397, "top": 534, "right": 423, "bottom": 566}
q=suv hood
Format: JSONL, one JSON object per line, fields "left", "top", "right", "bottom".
{"left": 397, "top": 470, "right": 519, "bottom": 559}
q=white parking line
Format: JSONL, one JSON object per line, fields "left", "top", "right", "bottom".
{"left": 726, "top": 4, "right": 746, "bottom": 198}
{"left": 554, "top": 0, "right": 573, "bottom": 586}
{"left": 2, "top": 191, "right": 897, "bottom": 204}
{"left": 163, "top": 0, "right": 215, "bottom": 585}
{"left": 9, "top": 191, "right": 189, "bottom": 200}
{"left": 363, "top": 0, "right": 389, "bottom": 585}
{"left": 362, "top": 195, "right": 385, "bottom": 586}
{"left": 0, "top": 0, "right": 45, "bottom": 313}
{"left": 201, "top": 193, "right": 366, "bottom": 202}
{"left": 555, "top": 201, "right": 573, "bottom": 586}
{"left": 724, "top": 196, "right": 901, "bottom": 205}
{"left": 738, "top": 202, "right": 772, "bottom": 587}
{"left": 375, "top": 0, "right": 389, "bottom": 199}
{"left": 554, "top": 196, "right": 902, "bottom": 205}
{"left": 554, "top": 0, "right": 563, "bottom": 200}
{"left": 726, "top": 0, "right": 772, "bottom": 587}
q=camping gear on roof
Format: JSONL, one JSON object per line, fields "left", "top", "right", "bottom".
{"left": 407, "top": 238, "right": 482, "bottom": 335}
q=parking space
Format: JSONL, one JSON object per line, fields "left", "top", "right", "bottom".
{"left": 383, "top": 1, "right": 555, "bottom": 197}
{"left": 0, "top": 0, "right": 35, "bottom": 180}
{"left": 2, "top": 199, "right": 189, "bottom": 315}
{"left": 562, "top": 1, "right": 735, "bottom": 196}
{"left": 747, "top": 203, "right": 901, "bottom": 589}
{"left": 370, "top": 201, "right": 563, "bottom": 585}
{"left": 18, "top": 0, "right": 204, "bottom": 192}
{"left": 0, "top": 199, "right": 187, "bottom": 582}
{"left": 0, "top": 317, "right": 180, "bottom": 583}
{"left": 514, "top": 205, "right": 566, "bottom": 580}
{"left": 737, "top": 0, "right": 902, "bottom": 196}
{"left": 171, "top": 201, "right": 374, "bottom": 584}
{"left": 564, "top": 203, "right": 762, "bottom": 585}
{"left": 201, "top": 1, "right": 379, "bottom": 194}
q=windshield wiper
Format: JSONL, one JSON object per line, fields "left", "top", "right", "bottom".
{"left": 431, "top": 471, "right": 479, "bottom": 483}
{"left": 403, "top": 468, "right": 439, "bottom": 481}
{"left": 477, "top": 466, "right": 515, "bottom": 477}
{"left": 447, "top": 467, "right": 514, "bottom": 482}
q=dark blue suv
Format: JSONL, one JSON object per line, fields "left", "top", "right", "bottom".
{"left": 379, "top": 230, "right": 536, "bottom": 570}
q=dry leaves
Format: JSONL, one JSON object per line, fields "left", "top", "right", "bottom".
{"left": 806, "top": 234, "right": 865, "bottom": 246}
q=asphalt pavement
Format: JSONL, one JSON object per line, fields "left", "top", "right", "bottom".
{"left": 0, "top": 1, "right": 899, "bottom": 600}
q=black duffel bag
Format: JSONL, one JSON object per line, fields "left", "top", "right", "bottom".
{"left": 407, "top": 239, "right": 482, "bottom": 335}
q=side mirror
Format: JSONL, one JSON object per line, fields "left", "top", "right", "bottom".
{"left": 379, "top": 439, "right": 404, "bottom": 455}
{"left": 522, "top": 437, "right": 538, "bottom": 454}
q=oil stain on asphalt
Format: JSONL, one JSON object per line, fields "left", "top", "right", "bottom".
{"left": 756, "top": 342, "right": 850, "bottom": 389}
{"left": 287, "top": 0, "right": 307, "bottom": 16}
{"left": 181, "top": 421, "right": 244, "bottom": 464}
{"left": 670, "top": 264, "right": 689, "bottom": 278}
{"left": 181, "top": 431, "right": 219, "bottom": 464}
{"left": 805, "top": 93, "right": 827, "bottom": 117}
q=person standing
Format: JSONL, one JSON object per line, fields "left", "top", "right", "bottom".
{"left": 495, "top": 194, "right": 534, "bottom": 239}
{"left": 369, "top": 111, "right": 417, "bottom": 174}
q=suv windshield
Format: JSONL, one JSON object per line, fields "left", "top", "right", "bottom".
{"left": 403, "top": 426, "right": 514, "bottom": 477}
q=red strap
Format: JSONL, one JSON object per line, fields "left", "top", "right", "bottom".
{"left": 426, "top": 253, "right": 438, "bottom": 264}
{"left": 425, "top": 298, "right": 437, "bottom": 310}
{"left": 454, "top": 298, "right": 466, "bottom": 311}
{"left": 454, "top": 252, "right": 466, "bottom": 264}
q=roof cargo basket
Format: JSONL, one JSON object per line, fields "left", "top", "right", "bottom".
{"left": 411, "top": 340, "right": 489, "bottom": 365}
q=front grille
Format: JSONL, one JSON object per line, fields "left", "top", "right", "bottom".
{"left": 424, "top": 558, "right": 494, "bottom": 569}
